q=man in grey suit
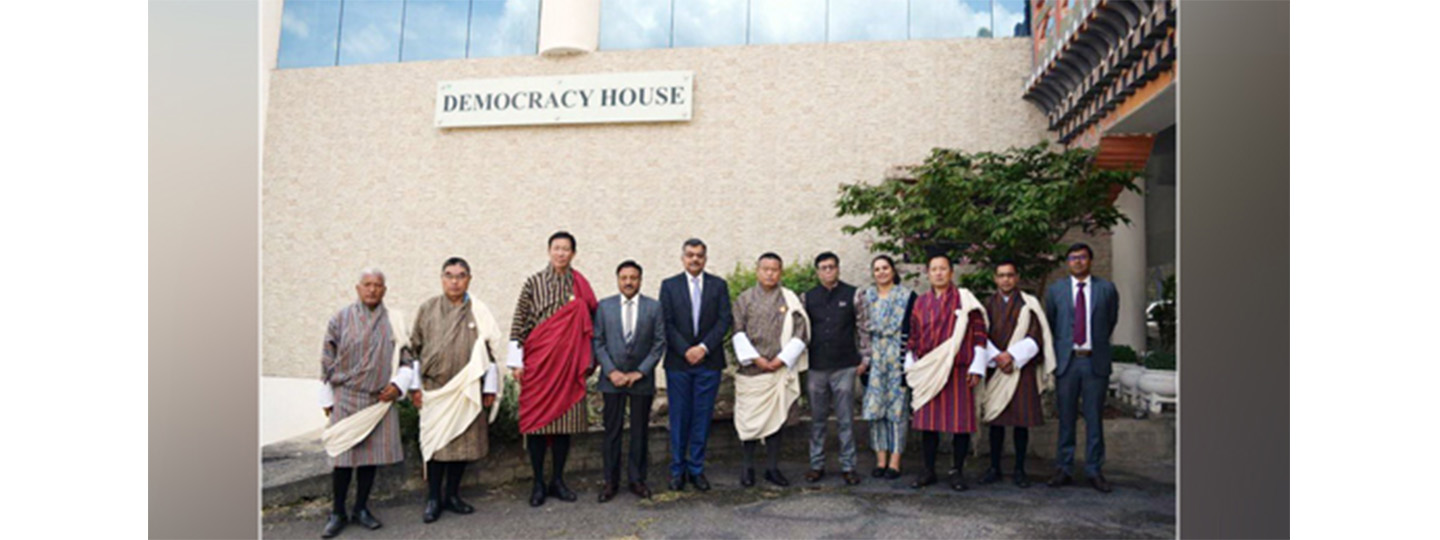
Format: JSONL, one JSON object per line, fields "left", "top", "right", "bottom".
{"left": 1043, "top": 243, "right": 1120, "bottom": 493}
{"left": 593, "top": 260, "right": 665, "bottom": 502}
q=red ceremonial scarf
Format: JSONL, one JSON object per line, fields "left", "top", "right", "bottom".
{"left": 518, "top": 269, "right": 598, "bottom": 434}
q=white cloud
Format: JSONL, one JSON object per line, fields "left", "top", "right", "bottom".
{"left": 281, "top": 11, "right": 311, "bottom": 40}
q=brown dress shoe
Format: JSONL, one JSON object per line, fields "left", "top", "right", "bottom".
{"left": 1089, "top": 473, "right": 1113, "bottom": 493}
{"left": 842, "top": 471, "right": 861, "bottom": 485}
{"left": 598, "top": 483, "right": 618, "bottom": 503}
{"left": 1047, "top": 472, "right": 1073, "bottom": 487}
{"left": 804, "top": 469, "right": 825, "bottom": 483}
{"left": 630, "top": 481, "right": 652, "bottom": 499}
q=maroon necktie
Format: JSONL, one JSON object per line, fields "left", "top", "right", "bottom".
{"left": 1074, "top": 282, "right": 1087, "bottom": 346}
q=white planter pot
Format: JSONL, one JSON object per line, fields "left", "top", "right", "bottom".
{"left": 1119, "top": 365, "right": 1145, "bottom": 391}
{"left": 1139, "top": 370, "right": 1177, "bottom": 398}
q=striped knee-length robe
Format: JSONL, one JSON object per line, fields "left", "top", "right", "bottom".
{"left": 985, "top": 290, "right": 1045, "bottom": 428}
{"left": 512, "top": 266, "right": 592, "bottom": 434}
{"left": 405, "top": 294, "right": 502, "bottom": 462}
{"left": 321, "top": 301, "right": 405, "bottom": 468}
{"left": 908, "top": 287, "right": 988, "bottom": 434}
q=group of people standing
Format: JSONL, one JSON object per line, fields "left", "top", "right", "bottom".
{"left": 313, "top": 233, "right": 1119, "bottom": 538}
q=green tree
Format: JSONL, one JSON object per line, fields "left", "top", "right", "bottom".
{"left": 834, "top": 141, "right": 1140, "bottom": 293}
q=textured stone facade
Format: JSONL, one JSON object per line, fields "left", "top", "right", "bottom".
{"left": 263, "top": 38, "right": 1067, "bottom": 377}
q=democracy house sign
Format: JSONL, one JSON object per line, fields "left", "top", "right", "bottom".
{"left": 435, "top": 71, "right": 694, "bottom": 128}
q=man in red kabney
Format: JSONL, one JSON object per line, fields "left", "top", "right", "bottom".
{"left": 506, "top": 231, "right": 598, "bottom": 508}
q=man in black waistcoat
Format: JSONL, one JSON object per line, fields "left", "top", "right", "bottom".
{"left": 801, "top": 252, "right": 865, "bottom": 485}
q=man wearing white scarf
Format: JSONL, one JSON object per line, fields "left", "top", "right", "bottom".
{"left": 731, "top": 253, "right": 810, "bottom": 488}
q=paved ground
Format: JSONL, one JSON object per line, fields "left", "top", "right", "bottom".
{"left": 262, "top": 456, "right": 1174, "bottom": 539}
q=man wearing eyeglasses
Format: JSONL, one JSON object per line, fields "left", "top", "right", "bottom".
{"left": 1043, "top": 243, "right": 1120, "bottom": 493}
{"left": 801, "top": 252, "right": 865, "bottom": 486}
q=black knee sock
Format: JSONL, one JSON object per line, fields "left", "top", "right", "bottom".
{"left": 921, "top": 431, "right": 940, "bottom": 474}
{"left": 765, "top": 432, "right": 781, "bottom": 470}
{"left": 354, "top": 466, "right": 376, "bottom": 511}
{"left": 952, "top": 434, "right": 970, "bottom": 473}
{"left": 426, "top": 461, "right": 444, "bottom": 502}
{"left": 444, "top": 462, "right": 466, "bottom": 499}
{"left": 528, "top": 437, "right": 548, "bottom": 487}
{"left": 742, "top": 440, "right": 758, "bottom": 469}
{"left": 989, "top": 426, "right": 1005, "bottom": 471}
{"left": 551, "top": 434, "right": 571, "bottom": 483}
{"left": 332, "top": 467, "right": 352, "bottom": 515}
{"left": 1013, "top": 427, "right": 1030, "bottom": 473}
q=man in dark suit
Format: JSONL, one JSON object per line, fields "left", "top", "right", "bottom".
{"left": 659, "top": 238, "right": 731, "bottom": 492}
{"left": 1043, "top": 242, "right": 1120, "bottom": 493}
{"left": 593, "top": 260, "right": 666, "bottom": 502}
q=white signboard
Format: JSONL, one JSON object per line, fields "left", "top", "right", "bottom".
{"left": 435, "top": 71, "right": 693, "bottom": 128}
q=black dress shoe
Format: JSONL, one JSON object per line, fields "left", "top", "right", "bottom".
{"left": 948, "top": 472, "right": 969, "bottom": 492}
{"left": 842, "top": 471, "right": 861, "bottom": 486}
{"left": 1089, "top": 472, "right": 1113, "bottom": 493}
{"left": 549, "top": 478, "right": 578, "bottom": 502}
{"left": 630, "top": 481, "right": 652, "bottom": 499}
{"left": 910, "top": 471, "right": 937, "bottom": 489}
{"left": 691, "top": 473, "right": 711, "bottom": 492}
{"left": 599, "top": 483, "right": 618, "bottom": 503}
{"left": 871, "top": 467, "right": 886, "bottom": 478}
{"left": 422, "top": 499, "right": 442, "bottom": 523}
{"left": 884, "top": 468, "right": 902, "bottom": 480}
{"left": 740, "top": 468, "right": 756, "bottom": 487}
{"left": 978, "top": 468, "right": 1002, "bottom": 485}
{"left": 321, "top": 511, "right": 347, "bottom": 538}
{"left": 764, "top": 468, "right": 791, "bottom": 487}
{"left": 351, "top": 507, "right": 382, "bottom": 530}
{"left": 1047, "top": 471, "right": 1073, "bottom": 487}
{"left": 1013, "top": 471, "right": 1032, "bottom": 488}
{"left": 668, "top": 475, "right": 685, "bottom": 491}
{"left": 529, "top": 483, "right": 547, "bottom": 507}
{"left": 444, "top": 496, "right": 474, "bottom": 514}
{"left": 804, "top": 469, "right": 825, "bottom": 483}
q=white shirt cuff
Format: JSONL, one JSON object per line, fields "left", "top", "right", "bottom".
{"left": 733, "top": 332, "right": 760, "bottom": 365}
{"left": 389, "top": 365, "right": 413, "bottom": 394}
{"left": 483, "top": 364, "right": 499, "bottom": 394}
{"left": 984, "top": 339, "right": 1002, "bottom": 368}
{"left": 1009, "top": 337, "right": 1040, "bottom": 370}
{"left": 317, "top": 382, "right": 334, "bottom": 408}
{"left": 507, "top": 340, "right": 524, "bottom": 369}
{"left": 698, "top": 342, "right": 708, "bottom": 352}
{"left": 408, "top": 364, "right": 422, "bottom": 390}
{"left": 903, "top": 351, "right": 917, "bottom": 371}
{"left": 968, "top": 346, "right": 988, "bottom": 376}
{"left": 777, "top": 338, "right": 806, "bottom": 368}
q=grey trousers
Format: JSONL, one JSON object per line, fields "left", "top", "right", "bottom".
{"left": 807, "top": 367, "right": 858, "bottom": 472}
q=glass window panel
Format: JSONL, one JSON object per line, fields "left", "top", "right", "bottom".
{"left": 673, "top": 0, "right": 746, "bottom": 48}
{"left": 600, "top": 0, "right": 673, "bottom": 51}
{"left": 468, "top": 0, "right": 540, "bottom": 57}
{"left": 401, "top": 0, "right": 470, "bottom": 61}
{"left": 828, "top": 0, "right": 907, "bottom": 43}
{"left": 748, "top": 0, "right": 825, "bottom": 45}
{"left": 910, "top": 0, "right": 993, "bottom": 40}
{"left": 278, "top": 0, "right": 343, "bottom": 68}
{"left": 339, "top": 0, "right": 405, "bottom": 65}
{"left": 994, "top": 0, "right": 1029, "bottom": 37}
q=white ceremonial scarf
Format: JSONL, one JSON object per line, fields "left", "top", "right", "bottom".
{"left": 733, "top": 288, "right": 809, "bottom": 442}
{"left": 322, "top": 309, "right": 407, "bottom": 458}
{"left": 418, "top": 299, "right": 506, "bottom": 463}
{"left": 979, "top": 292, "right": 1057, "bottom": 422}
{"left": 905, "top": 288, "right": 987, "bottom": 411}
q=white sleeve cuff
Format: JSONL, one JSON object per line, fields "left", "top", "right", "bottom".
{"left": 483, "top": 364, "right": 499, "bottom": 394}
{"left": 733, "top": 332, "right": 760, "bottom": 365}
{"left": 968, "top": 346, "right": 989, "bottom": 376}
{"left": 507, "top": 340, "right": 524, "bottom": 369}
{"left": 317, "top": 382, "right": 334, "bottom": 408}
{"left": 903, "top": 351, "right": 917, "bottom": 371}
{"left": 1009, "top": 337, "right": 1040, "bottom": 369}
{"left": 408, "top": 364, "right": 422, "bottom": 390}
{"left": 984, "top": 339, "right": 1002, "bottom": 367}
{"left": 777, "top": 338, "right": 806, "bottom": 368}
{"left": 389, "top": 365, "right": 413, "bottom": 393}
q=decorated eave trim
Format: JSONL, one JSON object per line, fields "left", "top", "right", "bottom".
{"left": 1022, "top": 0, "right": 1176, "bottom": 144}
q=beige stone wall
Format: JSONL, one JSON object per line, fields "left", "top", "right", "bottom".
{"left": 263, "top": 38, "right": 1058, "bottom": 378}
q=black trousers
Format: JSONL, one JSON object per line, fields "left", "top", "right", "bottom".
{"left": 602, "top": 391, "right": 654, "bottom": 485}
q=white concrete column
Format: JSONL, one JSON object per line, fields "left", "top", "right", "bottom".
{"left": 539, "top": 0, "right": 601, "bottom": 56}
{"left": 1111, "top": 183, "right": 1148, "bottom": 353}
